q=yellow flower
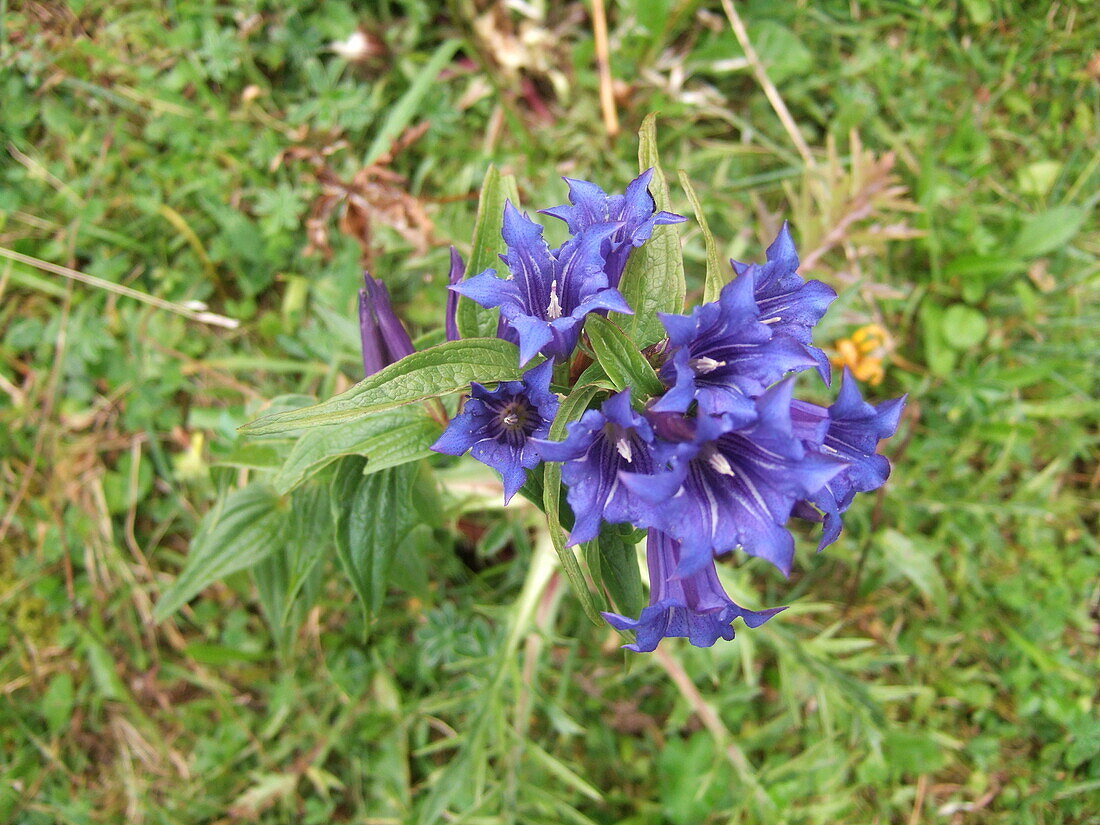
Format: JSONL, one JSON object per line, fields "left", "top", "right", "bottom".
{"left": 831, "top": 324, "right": 888, "bottom": 385}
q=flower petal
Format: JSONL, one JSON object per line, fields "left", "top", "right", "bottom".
{"left": 445, "top": 246, "right": 465, "bottom": 342}
{"left": 604, "top": 531, "right": 785, "bottom": 652}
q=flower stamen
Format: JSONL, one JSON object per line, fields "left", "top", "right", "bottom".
{"left": 689, "top": 356, "right": 726, "bottom": 374}
{"left": 546, "top": 279, "right": 563, "bottom": 319}
{"left": 705, "top": 446, "right": 736, "bottom": 477}
{"left": 616, "top": 437, "right": 633, "bottom": 463}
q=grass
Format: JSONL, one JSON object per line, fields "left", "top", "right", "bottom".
{"left": 2, "top": 1, "right": 1098, "bottom": 823}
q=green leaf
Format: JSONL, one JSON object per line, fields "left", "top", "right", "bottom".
{"left": 41, "top": 672, "right": 75, "bottom": 735}
{"left": 943, "top": 253, "right": 1025, "bottom": 302}
{"left": 1065, "top": 720, "right": 1100, "bottom": 768}
{"left": 593, "top": 529, "right": 644, "bottom": 620}
{"left": 416, "top": 711, "right": 490, "bottom": 824}
{"left": 878, "top": 529, "right": 948, "bottom": 613}
{"left": 748, "top": 21, "right": 812, "bottom": 84}
{"left": 573, "top": 359, "right": 616, "bottom": 390}
{"left": 254, "top": 485, "right": 330, "bottom": 650}
{"left": 216, "top": 441, "right": 289, "bottom": 471}
{"left": 960, "top": 0, "right": 993, "bottom": 24}
{"left": 543, "top": 384, "right": 605, "bottom": 626}
{"left": 1013, "top": 205, "right": 1090, "bottom": 258}
{"left": 242, "top": 339, "right": 528, "bottom": 435}
{"left": 678, "top": 170, "right": 727, "bottom": 303}
{"left": 942, "top": 254, "right": 1024, "bottom": 279}
{"left": 613, "top": 114, "right": 685, "bottom": 347}
{"left": 883, "top": 729, "right": 948, "bottom": 777}
{"left": 155, "top": 484, "right": 288, "bottom": 620}
{"left": 272, "top": 405, "right": 442, "bottom": 494}
{"left": 81, "top": 630, "right": 126, "bottom": 701}
{"left": 229, "top": 773, "right": 300, "bottom": 819}
{"left": 457, "top": 165, "right": 520, "bottom": 338}
{"left": 525, "top": 740, "right": 604, "bottom": 802}
{"left": 941, "top": 304, "right": 989, "bottom": 350}
{"left": 183, "top": 642, "right": 265, "bottom": 665}
{"left": 584, "top": 314, "right": 664, "bottom": 399}
{"left": 331, "top": 457, "right": 419, "bottom": 627}
{"left": 363, "top": 40, "right": 460, "bottom": 167}
{"left": 1016, "top": 160, "right": 1062, "bottom": 197}
{"left": 919, "top": 301, "right": 957, "bottom": 377}
{"left": 635, "top": 0, "right": 673, "bottom": 33}
{"left": 659, "top": 733, "right": 729, "bottom": 825}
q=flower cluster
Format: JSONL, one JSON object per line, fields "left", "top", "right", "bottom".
{"left": 428, "top": 171, "right": 905, "bottom": 653}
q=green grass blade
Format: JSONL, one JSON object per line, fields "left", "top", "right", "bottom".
{"left": 363, "top": 40, "right": 460, "bottom": 167}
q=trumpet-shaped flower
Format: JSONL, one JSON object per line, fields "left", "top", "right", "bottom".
{"left": 444, "top": 246, "right": 465, "bottom": 342}
{"left": 449, "top": 203, "right": 632, "bottom": 365}
{"left": 532, "top": 389, "right": 658, "bottom": 545}
{"left": 653, "top": 269, "right": 818, "bottom": 421}
{"left": 359, "top": 274, "right": 415, "bottom": 377}
{"left": 623, "top": 380, "right": 847, "bottom": 576}
{"left": 602, "top": 530, "right": 785, "bottom": 652}
{"left": 431, "top": 359, "right": 559, "bottom": 502}
{"left": 791, "top": 369, "right": 906, "bottom": 548}
{"left": 731, "top": 223, "right": 836, "bottom": 383}
{"left": 540, "top": 169, "right": 686, "bottom": 287}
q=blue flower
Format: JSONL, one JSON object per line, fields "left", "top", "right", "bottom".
{"left": 731, "top": 223, "right": 837, "bottom": 383}
{"left": 653, "top": 268, "right": 818, "bottom": 422}
{"left": 623, "top": 380, "right": 847, "bottom": 576}
{"left": 444, "top": 246, "right": 465, "bottom": 342}
{"left": 430, "top": 359, "right": 559, "bottom": 502}
{"left": 540, "top": 169, "right": 686, "bottom": 288}
{"left": 602, "top": 530, "right": 785, "bottom": 652}
{"left": 531, "top": 389, "right": 658, "bottom": 545}
{"left": 449, "top": 202, "right": 632, "bottom": 365}
{"left": 359, "top": 274, "right": 415, "bottom": 377}
{"left": 791, "top": 369, "right": 906, "bottom": 548}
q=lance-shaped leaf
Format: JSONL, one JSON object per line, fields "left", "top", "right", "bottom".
{"left": 612, "top": 114, "right": 685, "bottom": 348}
{"left": 542, "top": 383, "right": 605, "bottom": 626}
{"left": 584, "top": 314, "right": 664, "bottom": 399}
{"left": 154, "top": 484, "right": 287, "bottom": 620}
{"left": 678, "top": 170, "right": 727, "bottom": 303}
{"left": 457, "top": 165, "right": 521, "bottom": 338}
{"left": 273, "top": 405, "right": 442, "bottom": 494}
{"left": 332, "top": 457, "right": 419, "bottom": 628}
{"left": 587, "top": 528, "right": 644, "bottom": 621}
{"left": 241, "top": 339, "right": 529, "bottom": 436}
{"left": 254, "top": 485, "right": 330, "bottom": 653}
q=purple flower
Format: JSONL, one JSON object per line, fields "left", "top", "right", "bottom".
{"left": 531, "top": 389, "right": 658, "bottom": 545}
{"left": 653, "top": 268, "right": 818, "bottom": 422}
{"left": 540, "top": 169, "right": 686, "bottom": 288}
{"left": 449, "top": 202, "right": 632, "bottom": 365}
{"left": 430, "top": 359, "right": 559, "bottom": 502}
{"left": 731, "top": 223, "right": 836, "bottom": 383}
{"left": 792, "top": 369, "right": 906, "bottom": 548}
{"left": 602, "top": 530, "right": 785, "bottom": 653}
{"left": 359, "top": 274, "right": 415, "bottom": 377}
{"left": 623, "top": 380, "right": 847, "bottom": 577}
{"left": 444, "top": 246, "right": 465, "bottom": 342}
